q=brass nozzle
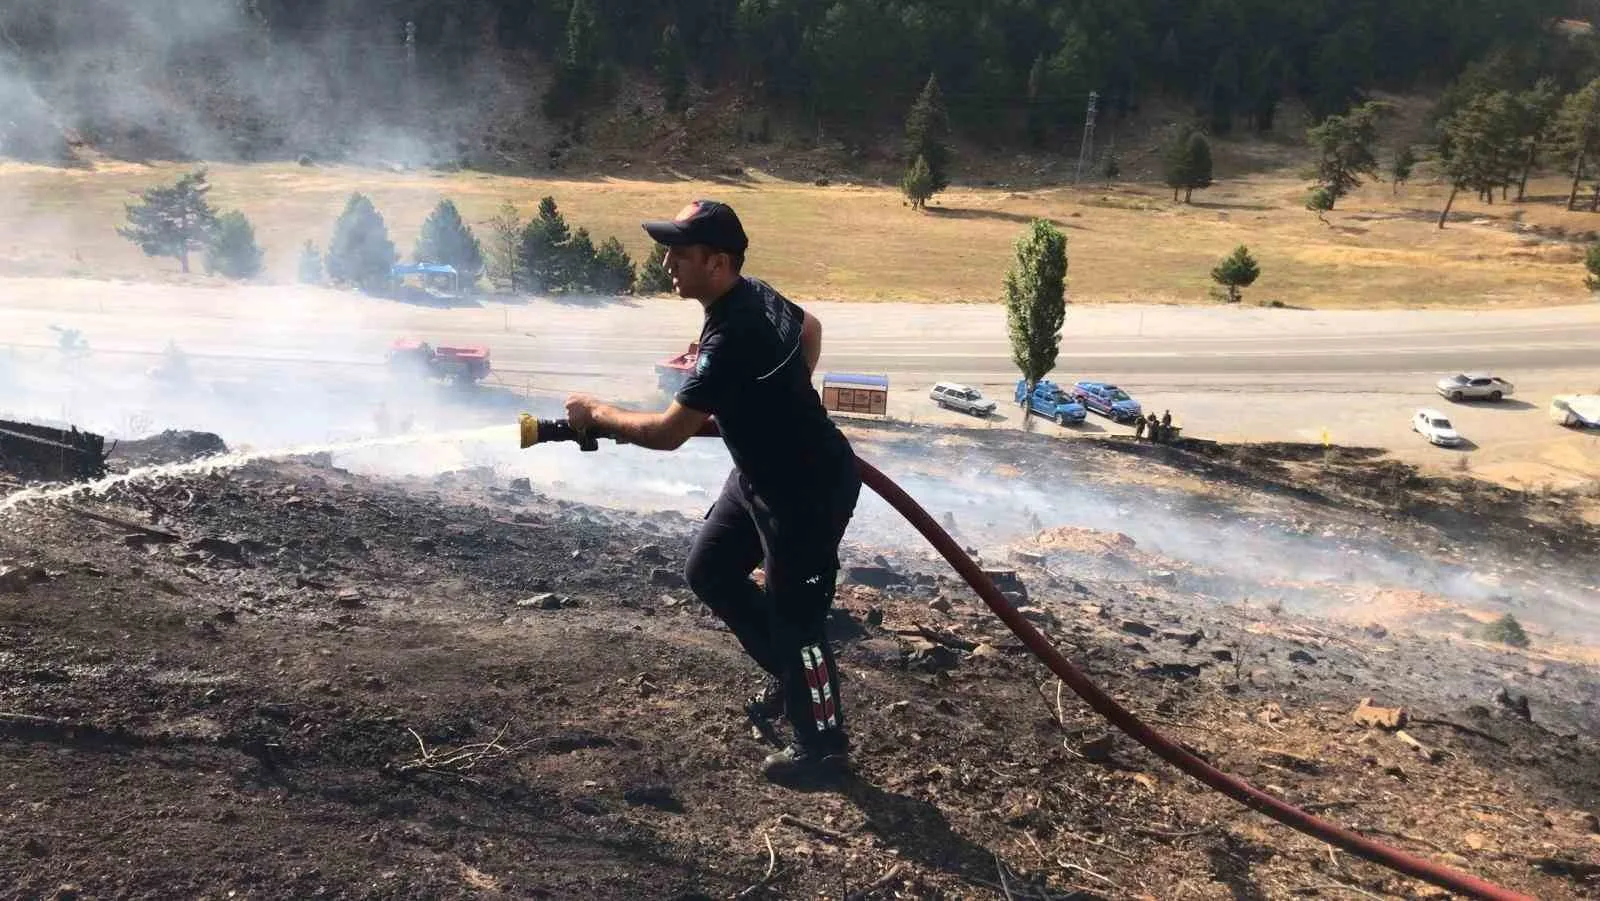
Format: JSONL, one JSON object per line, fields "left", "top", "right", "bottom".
{"left": 518, "top": 413, "right": 540, "bottom": 449}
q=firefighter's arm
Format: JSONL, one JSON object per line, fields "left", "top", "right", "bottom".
{"left": 569, "top": 396, "right": 709, "bottom": 451}
{"left": 801, "top": 311, "right": 822, "bottom": 376}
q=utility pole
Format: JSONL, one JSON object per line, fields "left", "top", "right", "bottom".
{"left": 1074, "top": 91, "right": 1099, "bottom": 184}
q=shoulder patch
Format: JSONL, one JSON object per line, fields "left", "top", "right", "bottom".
{"left": 695, "top": 350, "right": 711, "bottom": 375}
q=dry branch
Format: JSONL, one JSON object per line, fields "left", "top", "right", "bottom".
{"left": 63, "top": 505, "right": 179, "bottom": 542}
{"left": 1407, "top": 717, "right": 1507, "bottom": 746}
{"left": 730, "top": 830, "right": 777, "bottom": 899}
{"left": 843, "top": 863, "right": 904, "bottom": 901}
{"left": 396, "top": 722, "right": 534, "bottom": 783}
{"left": 777, "top": 813, "right": 850, "bottom": 843}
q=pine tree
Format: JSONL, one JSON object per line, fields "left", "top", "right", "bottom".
{"left": 1024, "top": 55, "right": 1048, "bottom": 147}
{"left": 1003, "top": 220, "right": 1068, "bottom": 424}
{"left": 1306, "top": 187, "right": 1335, "bottom": 223}
{"left": 1557, "top": 78, "right": 1600, "bottom": 211}
{"left": 544, "top": 0, "right": 601, "bottom": 117}
{"left": 902, "top": 155, "right": 935, "bottom": 210}
{"left": 117, "top": 169, "right": 219, "bottom": 274}
{"left": 657, "top": 24, "right": 689, "bottom": 114}
{"left": 1210, "top": 245, "right": 1261, "bottom": 303}
{"left": 1101, "top": 150, "right": 1121, "bottom": 181}
{"left": 519, "top": 196, "right": 572, "bottom": 293}
{"left": 593, "top": 237, "right": 637, "bottom": 295}
{"left": 485, "top": 200, "right": 523, "bottom": 290}
{"left": 204, "top": 210, "right": 264, "bottom": 279}
{"left": 297, "top": 240, "right": 323, "bottom": 284}
{"left": 1207, "top": 50, "right": 1240, "bottom": 135}
{"left": 1438, "top": 91, "right": 1521, "bottom": 228}
{"left": 638, "top": 244, "right": 674, "bottom": 294}
{"left": 1513, "top": 78, "right": 1560, "bottom": 202}
{"left": 566, "top": 227, "right": 599, "bottom": 292}
{"left": 1391, "top": 146, "right": 1417, "bottom": 195}
{"left": 904, "top": 73, "right": 951, "bottom": 194}
{"left": 1163, "top": 126, "right": 1213, "bottom": 203}
{"left": 326, "top": 193, "right": 398, "bottom": 293}
{"left": 414, "top": 199, "right": 484, "bottom": 282}
{"left": 1183, "top": 132, "right": 1214, "bottom": 202}
{"left": 1307, "top": 101, "right": 1389, "bottom": 208}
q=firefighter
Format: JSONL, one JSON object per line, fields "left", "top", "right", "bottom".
{"left": 563, "top": 200, "right": 860, "bottom": 785}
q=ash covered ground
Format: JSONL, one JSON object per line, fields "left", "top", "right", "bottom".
{"left": 2, "top": 361, "right": 1599, "bottom": 899}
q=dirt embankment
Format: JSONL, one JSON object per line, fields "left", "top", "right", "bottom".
{"left": 1, "top": 425, "right": 1597, "bottom": 898}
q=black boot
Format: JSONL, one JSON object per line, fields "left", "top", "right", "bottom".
{"left": 745, "top": 676, "right": 785, "bottom": 721}
{"left": 762, "top": 734, "right": 849, "bottom": 785}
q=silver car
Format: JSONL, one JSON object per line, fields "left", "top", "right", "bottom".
{"left": 929, "top": 382, "right": 997, "bottom": 417}
{"left": 1436, "top": 372, "right": 1514, "bottom": 402}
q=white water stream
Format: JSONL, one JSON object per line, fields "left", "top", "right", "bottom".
{"left": 0, "top": 424, "right": 518, "bottom": 514}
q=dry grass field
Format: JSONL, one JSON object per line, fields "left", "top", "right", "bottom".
{"left": 3, "top": 153, "right": 1600, "bottom": 307}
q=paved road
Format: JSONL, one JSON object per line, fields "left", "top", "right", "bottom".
{"left": 7, "top": 278, "right": 1600, "bottom": 382}
{"left": 3, "top": 277, "right": 1598, "bottom": 485}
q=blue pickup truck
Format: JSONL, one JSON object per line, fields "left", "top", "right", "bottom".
{"left": 1015, "top": 379, "right": 1088, "bottom": 425}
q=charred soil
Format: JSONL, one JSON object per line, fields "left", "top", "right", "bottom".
{"left": 1, "top": 427, "right": 1597, "bottom": 899}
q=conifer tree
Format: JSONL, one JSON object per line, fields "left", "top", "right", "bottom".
{"left": 414, "top": 199, "right": 484, "bottom": 280}
{"left": 326, "top": 193, "right": 398, "bottom": 293}
{"left": 902, "top": 154, "right": 935, "bottom": 210}
{"left": 117, "top": 169, "right": 219, "bottom": 274}
{"left": 593, "top": 237, "right": 637, "bottom": 295}
{"left": 1210, "top": 245, "right": 1261, "bottom": 303}
{"left": 204, "top": 210, "right": 264, "bottom": 279}
{"left": 638, "top": 244, "right": 674, "bottom": 294}
{"left": 519, "top": 195, "right": 572, "bottom": 292}
{"left": 904, "top": 73, "right": 951, "bottom": 194}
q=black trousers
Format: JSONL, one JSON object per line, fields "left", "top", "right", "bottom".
{"left": 685, "top": 467, "right": 861, "bottom": 749}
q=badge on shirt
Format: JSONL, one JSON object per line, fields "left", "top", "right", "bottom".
{"left": 696, "top": 351, "right": 711, "bottom": 375}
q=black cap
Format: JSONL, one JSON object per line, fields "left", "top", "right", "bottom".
{"left": 641, "top": 200, "right": 748, "bottom": 253}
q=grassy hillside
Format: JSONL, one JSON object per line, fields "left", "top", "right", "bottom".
{"left": 2, "top": 154, "right": 1596, "bottom": 308}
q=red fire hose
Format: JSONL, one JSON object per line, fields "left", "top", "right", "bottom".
{"left": 519, "top": 416, "right": 1533, "bottom": 901}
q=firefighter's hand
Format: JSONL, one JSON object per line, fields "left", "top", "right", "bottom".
{"left": 564, "top": 394, "right": 601, "bottom": 433}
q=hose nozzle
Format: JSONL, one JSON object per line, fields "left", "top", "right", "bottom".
{"left": 518, "top": 414, "right": 600, "bottom": 452}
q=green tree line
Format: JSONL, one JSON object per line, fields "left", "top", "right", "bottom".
{"left": 4, "top": 0, "right": 1588, "bottom": 147}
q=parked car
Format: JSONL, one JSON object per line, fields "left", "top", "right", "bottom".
{"left": 1412, "top": 408, "right": 1464, "bottom": 446}
{"left": 1072, "top": 381, "right": 1143, "bottom": 422}
{"left": 929, "top": 381, "right": 997, "bottom": 417}
{"left": 1436, "top": 372, "right": 1514, "bottom": 402}
{"left": 1550, "top": 394, "right": 1600, "bottom": 428}
{"left": 1015, "top": 379, "right": 1087, "bottom": 425}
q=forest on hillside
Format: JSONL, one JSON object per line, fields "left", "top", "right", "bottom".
{"left": 2, "top": 0, "right": 1600, "bottom": 163}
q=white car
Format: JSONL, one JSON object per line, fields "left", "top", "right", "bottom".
{"left": 1550, "top": 394, "right": 1600, "bottom": 428}
{"left": 1436, "top": 372, "right": 1514, "bottom": 402}
{"left": 929, "top": 382, "right": 997, "bottom": 417}
{"left": 1412, "top": 408, "right": 1464, "bottom": 447}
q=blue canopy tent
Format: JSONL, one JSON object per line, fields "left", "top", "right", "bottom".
{"left": 391, "top": 262, "right": 461, "bottom": 294}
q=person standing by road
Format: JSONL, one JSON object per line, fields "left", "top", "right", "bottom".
{"left": 562, "top": 200, "right": 861, "bottom": 785}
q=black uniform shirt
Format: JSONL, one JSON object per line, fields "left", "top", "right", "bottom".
{"left": 675, "top": 276, "right": 855, "bottom": 510}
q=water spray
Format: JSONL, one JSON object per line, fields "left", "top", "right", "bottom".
{"left": 0, "top": 424, "right": 513, "bottom": 514}
{"left": 517, "top": 415, "right": 1532, "bottom": 901}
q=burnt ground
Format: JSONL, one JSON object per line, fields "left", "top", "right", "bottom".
{"left": 0, "top": 425, "right": 1597, "bottom": 900}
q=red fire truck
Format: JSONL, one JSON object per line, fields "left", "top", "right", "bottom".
{"left": 388, "top": 338, "right": 491, "bottom": 384}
